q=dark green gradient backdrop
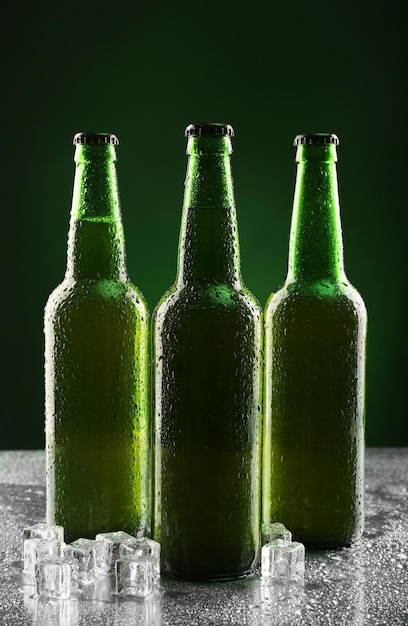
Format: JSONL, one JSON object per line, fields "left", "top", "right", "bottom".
{"left": 1, "top": 0, "right": 406, "bottom": 448}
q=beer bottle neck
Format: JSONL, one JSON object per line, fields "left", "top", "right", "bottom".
{"left": 65, "top": 144, "right": 127, "bottom": 281}
{"left": 176, "top": 136, "right": 241, "bottom": 288}
{"left": 286, "top": 143, "right": 346, "bottom": 291}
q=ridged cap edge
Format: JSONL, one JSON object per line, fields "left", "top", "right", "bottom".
{"left": 73, "top": 132, "right": 119, "bottom": 145}
{"left": 294, "top": 133, "right": 339, "bottom": 146}
{"left": 185, "top": 123, "right": 234, "bottom": 137}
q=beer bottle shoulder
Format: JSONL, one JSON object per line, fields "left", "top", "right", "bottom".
{"left": 153, "top": 283, "right": 262, "bottom": 329}
{"left": 265, "top": 280, "right": 367, "bottom": 330}
{"left": 44, "top": 277, "right": 148, "bottom": 322}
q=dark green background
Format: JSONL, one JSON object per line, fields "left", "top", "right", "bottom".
{"left": 2, "top": 1, "right": 406, "bottom": 448}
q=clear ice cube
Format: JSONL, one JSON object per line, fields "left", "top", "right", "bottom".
{"left": 261, "top": 539, "right": 305, "bottom": 583}
{"left": 95, "top": 530, "right": 135, "bottom": 571}
{"left": 262, "top": 522, "right": 292, "bottom": 545}
{"left": 23, "top": 522, "right": 64, "bottom": 544}
{"left": 115, "top": 554, "right": 159, "bottom": 598}
{"left": 64, "top": 538, "right": 104, "bottom": 581}
{"left": 119, "top": 537, "right": 161, "bottom": 575}
{"left": 88, "top": 573, "right": 116, "bottom": 602}
{"left": 35, "top": 557, "right": 71, "bottom": 600}
{"left": 23, "top": 538, "right": 65, "bottom": 578}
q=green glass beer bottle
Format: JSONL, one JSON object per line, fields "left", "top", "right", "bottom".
{"left": 44, "top": 132, "right": 149, "bottom": 543}
{"left": 262, "top": 133, "right": 367, "bottom": 547}
{"left": 152, "top": 123, "right": 263, "bottom": 580}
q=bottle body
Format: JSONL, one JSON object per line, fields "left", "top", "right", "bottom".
{"left": 262, "top": 134, "right": 367, "bottom": 547}
{"left": 152, "top": 124, "right": 263, "bottom": 580}
{"left": 263, "top": 283, "right": 366, "bottom": 546}
{"left": 45, "top": 134, "right": 149, "bottom": 542}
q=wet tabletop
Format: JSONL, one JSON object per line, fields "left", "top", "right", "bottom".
{"left": 0, "top": 449, "right": 407, "bottom": 625}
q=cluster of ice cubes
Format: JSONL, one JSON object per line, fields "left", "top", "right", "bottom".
{"left": 22, "top": 523, "right": 160, "bottom": 601}
{"left": 22, "top": 520, "right": 303, "bottom": 600}
{"left": 261, "top": 522, "right": 305, "bottom": 584}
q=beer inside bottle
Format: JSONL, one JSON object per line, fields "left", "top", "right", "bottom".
{"left": 263, "top": 133, "right": 367, "bottom": 548}
{"left": 152, "top": 123, "right": 263, "bottom": 580}
{"left": 44, "top": 132, "right": 149, "bottom": 543}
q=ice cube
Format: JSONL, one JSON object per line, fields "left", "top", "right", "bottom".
{"left": 64, "top": 538, "right": 104, "bottom": 582}
{"left": 35, "top": 557, "right": 71, "bottom": 600}
{"left": 23, "top": 538, "right": 65, "bottom": 578}
{"left": 119, "top": 537, "right": 161, "bottom": 575}
{"left": 115, "top": 554, "right": 159, "bottom": 598}
{"left": 23, "top": 522, "right": 64, "bottom": 544}
{"left": 261, "top": 539, "right": 305, "bottom": 583}
{"left": 95, "top": 531, "right": 135, "bottom": 572}
{"left": 89, "top": 573, "right": 116, "bottom": 602}
{"left": 262, "top": 522, "right": 292, "bottom": 545}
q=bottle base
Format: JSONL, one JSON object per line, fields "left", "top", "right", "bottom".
{"left": 296, "top": 533, "right": 363, "bottom": 550}
{"left": 160, "top": 566, "right": 254, "bottom": 583}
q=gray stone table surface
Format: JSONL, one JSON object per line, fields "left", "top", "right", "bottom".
{"left": 0, "top": 448, "right": 407, "bottom": 625}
